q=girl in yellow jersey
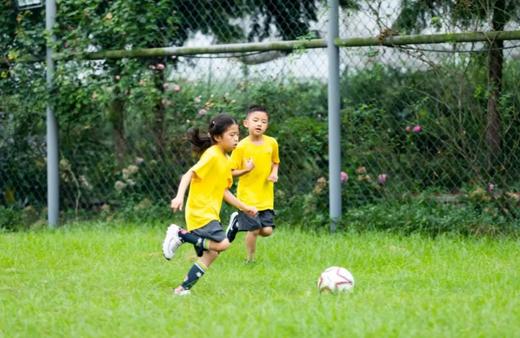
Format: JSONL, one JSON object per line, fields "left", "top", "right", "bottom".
{"left": 162, "top": 114, "right": 257, "bottom": 296}
{"left": 226, "top": 105, "right": 280, "bottom": 262}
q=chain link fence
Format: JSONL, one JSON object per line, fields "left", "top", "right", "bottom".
{"left": 1, "top": 0, "right": 519, "bottom": 231}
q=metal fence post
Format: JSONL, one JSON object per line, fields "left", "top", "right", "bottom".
{"left": 46, "top": 0, "right": 59, "bottom": 227}
{"left": 327, "top": 0, "right": 341, "bottom": 232}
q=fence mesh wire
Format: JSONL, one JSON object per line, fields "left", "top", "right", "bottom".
{"left": 1, "top": 0, "right": 520, "bottom": 229}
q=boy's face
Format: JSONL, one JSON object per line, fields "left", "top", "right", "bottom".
{"left": 244, "top": 110, "right": 269, "bottom": 137}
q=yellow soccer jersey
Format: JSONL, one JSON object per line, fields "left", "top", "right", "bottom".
{"left": 230, "top": 135, "right": 280, "bottom": 210}
{"left": 185, "top": 145, "right": 232, "bottom": 231}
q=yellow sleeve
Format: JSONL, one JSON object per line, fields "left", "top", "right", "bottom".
{"left": 191, "top": 150, "right": 214, "bottom": 179}
{"left": 272, "top": 138, "right": 280, "bottom": 164}
{"left": 229, "top": 146, "right": 243, "bottom": 170}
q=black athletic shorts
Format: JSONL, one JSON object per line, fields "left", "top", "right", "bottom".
{"left": 192, "top": 220, "right": 226, "bottom": 242}
{"left": 237, "top": 209, "right": 275, "bottom": 231}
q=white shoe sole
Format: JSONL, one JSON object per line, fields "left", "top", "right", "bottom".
{"left": 173, "top": 287, "right": 191, "bottom": 296}
{"left": 162, "top": 224, "right": 181, "bottom": 260}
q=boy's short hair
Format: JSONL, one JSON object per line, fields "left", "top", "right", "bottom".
{"left": 247, "top": 105, "right": 268, "bottom": 117}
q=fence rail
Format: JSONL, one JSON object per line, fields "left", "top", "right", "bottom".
{"left": 4, "top": 30, "right": 520, "bottom": 64}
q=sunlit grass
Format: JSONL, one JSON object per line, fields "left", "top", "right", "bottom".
{"left": 1, "top": 224, "right": 519, "bottom": 337}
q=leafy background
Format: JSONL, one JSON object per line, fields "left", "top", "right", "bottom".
{"left": 1, "top": 0, "right": 519, "bottom": 234}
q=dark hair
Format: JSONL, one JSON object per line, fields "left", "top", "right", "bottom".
{"left": 247, "top": 105, "right": 269, "bottom": 117}
{"left": 187, "top": 113, "right": 237, "bottom": 155}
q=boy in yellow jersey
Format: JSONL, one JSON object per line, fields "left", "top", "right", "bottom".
{"left": 226, "top": 105, "right": 280, "bottom": 262}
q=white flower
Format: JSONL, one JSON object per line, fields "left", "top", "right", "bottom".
{"left": 115, "top": 180, "right": 126, "bottom": 191}
{"left": 59, "top": 159, "right": 71, "bottom": 171}
{"left": 127, "top": 165, "right": 139, "bottom": 175}
{"left": 122, "top": 168, "right": 130, "bottom": 180}
{"left": 79, "top": 175, "right": 93, "bottom": 190}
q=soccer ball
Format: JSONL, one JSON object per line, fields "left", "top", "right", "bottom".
{"left": 317, "top": 266, "right": 355, "bottom": 293}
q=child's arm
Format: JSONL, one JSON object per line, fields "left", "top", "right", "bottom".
{"left": 268, "top": 163, "right": 279, "bottom": 182}
{"left": 231, "top": 158, "right": 254, "bottom": 177}
{"left": 170, "top": 169, "right": 193, "bottom": 212}
{"left": 223, "top": 189, "right": 257, "bottom": 217}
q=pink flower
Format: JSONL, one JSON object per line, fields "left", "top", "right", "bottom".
{"left": 340, "top": 171, "right": 348, "bottom": 183}
{"left": 487, "top": 183, "right": 495, "bottom": 193}
{"left": 163, "top": 83, "right": 181, "bottom": 92}
{"left": 156, "top": 63, "right": 165, "bottom": 70}
{"left": 405, "top": 125, "right": 412, "bottom": 133}
{"left": 412, "top": 125, "right": 422, "bottom": 133}
{"left": 377, "top": 173, "right": 388, "bottom": 185}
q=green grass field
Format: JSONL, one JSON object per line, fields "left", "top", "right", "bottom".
{"left": 1, "top": 223, "right": 519, "bottom": 337}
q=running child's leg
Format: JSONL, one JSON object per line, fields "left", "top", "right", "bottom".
{"left": 245, "top": 226, "right": 273, "bottom": 262}
{"left": 177, "top": 250, "right": 217, "bottom": 292}
{"left": 245, "top": 229, "right": 260, "bottom": 262}
{"left": 177, "top": 228, "right": 210, "bottom": 256}
{"left": 175, "top": 243, "right": 229, "bottom": 295}
{"left": 259, "top": 226, "right": 273, "bottom": 237}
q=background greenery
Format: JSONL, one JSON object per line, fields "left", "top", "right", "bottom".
{"left": 1, "top": 1, "right": 519, "bottom": 234}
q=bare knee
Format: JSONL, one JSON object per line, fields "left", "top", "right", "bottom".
{"left": 259, "top": 227, "right": 273, "bottom": 237}
{"left": 211, "top": 238, "right": 230, "bottom": 252}
{"left": 248, "top": 229, "right": 261, "bottom": 237}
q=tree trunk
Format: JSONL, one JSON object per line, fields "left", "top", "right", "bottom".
{"left": 108, "top": 84, "right": 126, "bottom": 166}
{"left": 153, "top": 61, "right": 167, "bottom": 153}
{"left": 485, "top": 39, "right": 503, "bottom": 158}
{"left": 485, "top": 0, "right": 507, "bottom": 162}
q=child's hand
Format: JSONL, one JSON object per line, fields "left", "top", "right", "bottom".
{"left": 245, "top": 158, "right": 255, "bottom": 172}
{"left": 170, "top": 196, "right": 184, "bottom": 212}
{"left": 243, "top": 205, "right": 258, "bottom": 217}
{"left": 268, "top": 173, "right": 278, "bottom": 182}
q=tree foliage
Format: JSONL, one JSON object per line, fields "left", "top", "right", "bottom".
{"left": 393, "top": 0, "right": 520, "bottom": 159}
{"left": 393, "top": 0, "right": 520, "bottom": 33}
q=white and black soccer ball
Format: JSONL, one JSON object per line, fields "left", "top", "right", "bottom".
{"left": 317, "top": 266, "right": 355, "bottom": 293}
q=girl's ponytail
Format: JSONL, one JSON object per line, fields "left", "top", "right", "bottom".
{"left": 187, "top": 114, "right": 237, "bottom": 156}
{"left": 187, "top": 127, "right": 212, "bottom": 156}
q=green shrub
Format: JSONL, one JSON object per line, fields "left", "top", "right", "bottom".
{"left": 340, "top": 199, "right": 519, "bottom": 237}
{"left": 3, "top": 59, "right": 520, "bottom": 233}
{"left": 0, "top": 207, "right": 24, "bottom": 231}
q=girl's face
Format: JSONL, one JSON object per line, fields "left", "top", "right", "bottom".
{"left": 244, "top": 111, "right": 269, "bottom": 138}
{"left": 214, "top": 124, "right": 239, "bottom": 153}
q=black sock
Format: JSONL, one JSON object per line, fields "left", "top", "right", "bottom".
{"left": 179, "top": 230, "right": 206, "bottom": 251}
{"left": 181, "top": 262, "right": 206, "bottom": 290}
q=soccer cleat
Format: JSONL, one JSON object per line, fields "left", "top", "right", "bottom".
{"left": 162, "top": 224, "right": 182, "bottom": 260}
{"left": 226, "top": 211, "right": 239, "bottom": 242}
{"left": 173, "top": 286, "right": 191, "bottom": 296}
